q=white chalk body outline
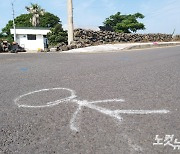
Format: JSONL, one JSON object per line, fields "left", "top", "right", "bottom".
{"left": 14, "top": 88, "right": 170, "bottom": 132}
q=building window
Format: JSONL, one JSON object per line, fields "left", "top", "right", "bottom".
{"left": 27, "top": 34, "right": 36, "bottom": 40}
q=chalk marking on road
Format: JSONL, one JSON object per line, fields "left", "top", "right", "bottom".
{"left": 14, "top": 88, "right": 77, "bottom": 108}
{"left": 70, "top": 105, "right": 82, "bottom": 132}
{"left": 14, "top": 87, "right": 170, "bottom": 132}
{"left": 114, "top": 109, "right": 169, "bottom": 114}
{"left": 89, "top": 99, "right": 125, "bottom": 104}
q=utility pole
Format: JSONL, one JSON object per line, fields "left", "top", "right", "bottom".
{"left": 67, "top": 0, "right": 74, "bottom": 45}
{"left": 12, "top": 1, "right": 16, "bottom": 42}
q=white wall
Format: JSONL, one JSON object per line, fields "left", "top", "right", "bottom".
{"left": 10, "top": 28, "right": 50, "bottom": 51}
{"left": 17, "top": 34, "right": 45, "bottom": 51}
{"left": 16, "top": 35, "right": 26, "bottom": 48}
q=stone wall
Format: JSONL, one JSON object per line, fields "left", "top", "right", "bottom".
{"left": 173, "top": 35, "right": 180, "bottom": 41}
{"left": 74, "top": 28, "right": 173, "bottom": 44}
{"left": 56, "top": 29, "right": 174, "bottom": 51}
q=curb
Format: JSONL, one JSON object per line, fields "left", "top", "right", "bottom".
{"left": 124, "top": 42, "right": 180, "bottom": 50}
{"left": 62, "top": 42, "right": 180, "bottom": 54}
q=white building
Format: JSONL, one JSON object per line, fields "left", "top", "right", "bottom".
{"left": 10, "top": 27, "right": 50, "bottom": 51}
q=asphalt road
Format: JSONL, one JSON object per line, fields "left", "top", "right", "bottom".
{"left": 0, "top": 46, "right": 180, "bottom": 154}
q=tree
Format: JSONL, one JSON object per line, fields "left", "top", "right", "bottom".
{"left": 39, "top": 12, "right": 60, "bottom": 28}
{"left": 2, "top": 12, "right": 61, "bottom": 35}
{"left": 47, "top": 24, "right": 68, "bottom": 45}
{"left": 25, "top": 3, "right": 45, "bottom": 27}
{"left": 101, "top": 12, "right": 145, "bottom": 33}
{"left": 2, "top": 14, "right": 32, "bottom": 35}
{"left": 1, "top": 4, "right": 67, "bottom": 45}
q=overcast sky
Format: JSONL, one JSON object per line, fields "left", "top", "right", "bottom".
{"left": 0, "top": 0, "right": 180, "bottom": 34}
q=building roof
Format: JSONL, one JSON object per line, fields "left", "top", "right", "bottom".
{"left": 15, "top": 27, "right": 50, "bottom": 30}
{"left": 10, "top": 27, "right": 51, "bottom": 35}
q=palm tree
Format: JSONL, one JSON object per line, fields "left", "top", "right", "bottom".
{"left": 26, "top": 3, "right": 45, "bottom": 27}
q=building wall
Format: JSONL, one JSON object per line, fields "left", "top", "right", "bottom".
{"left": 17, "top": 34, "right": 45, "bottom": 51}
{"left": 10, "top": 28, "right": 50, "bottom": 51}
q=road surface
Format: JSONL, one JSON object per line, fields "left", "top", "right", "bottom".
{"left": 0, "top": 46, "right": 180, "bottom": 154}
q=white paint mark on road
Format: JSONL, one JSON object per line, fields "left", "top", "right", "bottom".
{"left": 14, "top": 87, "right": 170, "bottom": 132}
{"left": 89, "top": 99, "right": 125, "bottom": 104}
{"left": 70, "top": 105, "right": 82, "bottom": 132}
{"left": 114, "top": 109, "right": 169, "bottom": 114}
{"left": 14, "top": 88, "right": 77, "bottom": 108}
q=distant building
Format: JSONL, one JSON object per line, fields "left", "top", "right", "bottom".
{"left": 10, "top": 27, "right": 50, "bottom": 51}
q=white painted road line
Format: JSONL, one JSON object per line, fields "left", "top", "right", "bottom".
{"left": 14, "top": 87, "right": 170, "bottom": 132}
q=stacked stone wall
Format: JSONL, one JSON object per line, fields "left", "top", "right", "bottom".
{"left": 56, "top": 29, "right": 176, "bottom": 51}
{"left": 173, "top": 35, "right": 180, "bottom": 41}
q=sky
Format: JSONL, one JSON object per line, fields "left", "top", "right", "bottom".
{"left": 0, "top": 0, "right": 180, "bottom": 34}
